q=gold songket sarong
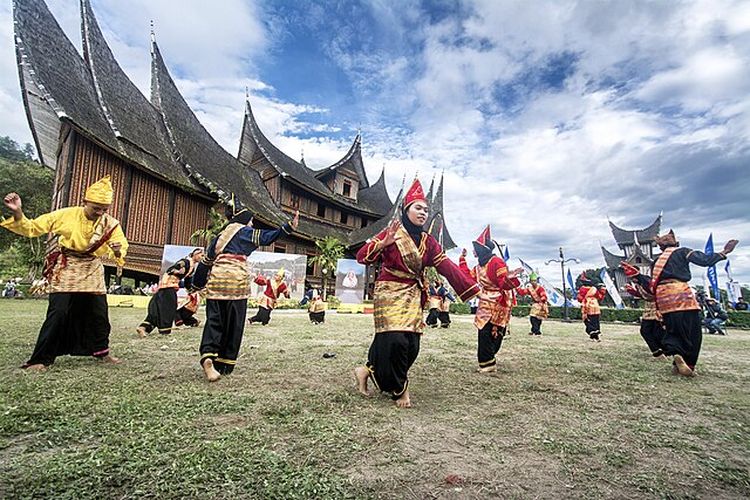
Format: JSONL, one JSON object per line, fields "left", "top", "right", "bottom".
{"left": 47, "top": 250, "right": 106, "bottom": 294}
{"left": 530, "top": 301, "right": 549, "bottom": 319}
{"left": 642, "top": 299, "right": 662, "bottom": 321}
{"left": 656, "top": 279, "right": 699, "bottom": 314}
{"left": 310, "top": 300, "right": 327, "bottom": 313}
{"left": 206, "top": 254, "right": 249, "bottom": 300}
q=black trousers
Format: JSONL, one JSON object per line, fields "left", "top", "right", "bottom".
{"left": 199, "top": 299, "right": 247, "bottom": 375}
{"left": 175, "top": 307, "right": 200, "bottom": 327}
{"left": 309, "top": 311, "right": 325, "bottom": 323}
{"left": 530, "top": 316, "right": 543, "bottom": 335}
{"left": 249, "top": 306, "right": 272, "bottom": 325}
{"left": 477, "top": 322, "right": 505, "bottom": 367}
{"left": 662, "top": 310, "right": 702, "bottom": 368}
{"left": 140, "top": 288, "right": 177, "bottom": 334}
{"left": 584, "top": 315, "right": 601, "bottom": 340}
{"left": 366, "top": 332, "right": 421, "bottom": 399}
{"left": 425, "top": 308, "right": 439, "bottom": 327}
{"left": 438, "top": 311, "right": 451, "bottom": 327}
{"left": 26, "top": 293, "right": 110, "bottom": 367}
{"left": 640, "top": 319, "right": 666, "bottom": 357}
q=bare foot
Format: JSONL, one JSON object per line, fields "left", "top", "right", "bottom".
{"left": 24, "top": 363, "right": 47, "bottom": 372}
{"left": 673, "top": 354, "right": 693, "bottom": 376}
{"left": 653, "top": 354, "right": 667, "bottom": 361}
{"left": 136, "top": 326, "right": 147, "bottom": 338}
{"left": 476, "top": 364, "right": 497, "bottom": 373}
{"left": 202, "top": 358, "right": 221, "bottom": 382}
{"left": 353, "top": 366, "right": 372, "bottom": 397}
{"left": 101, "top": 354, "right": 122, "bottom": 364}
{"left": 395, "top": 390, "right": 411, "bottom": 408}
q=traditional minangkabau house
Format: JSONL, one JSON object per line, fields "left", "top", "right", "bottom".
{"left": 601, "top": 214, "right": 662, "bottom": 293}
{"left": 12, "top": 0, "right": 458, "bottom": 295}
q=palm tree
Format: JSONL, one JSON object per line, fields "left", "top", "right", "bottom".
{"left": 190, "top": 208, "right": 227, "bottom": 247}
{"left": 309, "top": 236, "right": 345, "bottom": 299}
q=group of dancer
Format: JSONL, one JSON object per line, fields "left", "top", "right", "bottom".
{"left": 1, "top": 175, "right": 740, "bottom": 404}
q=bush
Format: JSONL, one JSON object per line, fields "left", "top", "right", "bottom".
{"left": 727, "top": 311, "right": 750, "bottom": 329}
{"left": 449, "top": 302, "right": 471, "bottom": 315}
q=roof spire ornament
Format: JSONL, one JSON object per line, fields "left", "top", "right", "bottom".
{"left": 150, "top": 20, "right": 155, "bottom": 43}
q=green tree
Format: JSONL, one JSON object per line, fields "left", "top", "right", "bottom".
{"left": 309, "top": 236, "right": 345, "bottom": 299}
{"left": 190, "top": 207, "right": 227, "bottom": 247}
{"left": 0, "top": 140, "right": 53, "bottom": 281}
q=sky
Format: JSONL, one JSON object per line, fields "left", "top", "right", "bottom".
{"left": 0, "top": 0, "right": 748, "bottom": 289}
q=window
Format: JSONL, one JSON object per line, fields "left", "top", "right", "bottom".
{"left": 340, "top": 212, "right": 349, "bottom": 225}
{"left": 317, "top": 202, "right": 326, "bottom": 218}
{"left": 306, "top": 252, "right": 316, "bottom": 275}
{"left": 361, "top": 219, "right": 368, "bottom": 228}
{"left": 290, "top": 193, "right": 300, "bottom": 209}
{"left": 274, "top": 243, "right": 286, "bottom": 254}
{"left": 343, "top": 180, "right": 352, "bottom": 197}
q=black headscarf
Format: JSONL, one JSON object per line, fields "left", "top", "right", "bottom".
{"left": 472, "top": 240, "right": 494, "bottom": 266}
{"left": 401, "top": 209, "right": 424, "bottom": 246}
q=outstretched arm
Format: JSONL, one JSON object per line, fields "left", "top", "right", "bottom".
{"left": 1, "top": 193, "right": 60, "bottom": 237}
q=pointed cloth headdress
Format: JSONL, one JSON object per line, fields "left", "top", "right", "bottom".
{"left": 403, "top": 177, "right": 427, "bottom": 209}
{"left": 654, "top": 229, "right": 678, "bottom": 248}
{"left": 84, "top": 175, "right": 114, "bottom": 205}
{"left": 472, "top": 225, "right": 495, "bottom": 265}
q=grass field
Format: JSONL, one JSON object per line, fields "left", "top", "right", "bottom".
{"left": 0, "top": 300, "right": 748, "bottom": 499}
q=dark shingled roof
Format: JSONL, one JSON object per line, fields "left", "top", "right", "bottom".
{"left": 426, "top": 174, "right": 457, "bottom": 250}
{"left": 80, "top": 0, "right": 196, "bottom": 191}
{"left": 348, "top": 187, "right": 403, "bottom": 247}
{"left": 13, "top": 0, "right": 119, "bottom": 164}
{"left": 609, "top": 214, "right": 662, "bottom": 246}
{"left": 356, "top": 167, "right": 393, "bottom": 215}
{"left": 238, "top": 102, "right": 383, "bottom": 216}
{"left": 601, "top": 246, "right": 625, "bottom": 269}
{"left": 315, "top": 134, "right": 369, "bottom": 188}
{"left": 150, "top": 41, "right": 285, "bottom": 226}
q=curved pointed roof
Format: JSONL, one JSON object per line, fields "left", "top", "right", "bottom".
{"left": 80, "top": 0, "right": 195, "bottom": 191}
{"left": 356, "top": 167, "right": 392, "bottom": 215}
{"left": 314, "top": 133, "right": 369, "bottom": 188}
{"left": 238, "top": 101, "right": 384, "bottom": 216}
{"left": 13, "top": 0, "right": 119, "bottom": 166}
{"left": 150, "top": 40, "right": 284, "bottom": 225}
{"left": 601, "top": 246, "right": 625, "bottom": 269}
{"left": 426, "top": 173, "right": 457, "bottom": 250}
{"left": 609, "top": 214, "right": 662, "bottom": 246}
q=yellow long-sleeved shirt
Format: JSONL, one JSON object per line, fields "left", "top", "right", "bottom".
{"left": 0, "top": 206, "right": 128, "bottom": 266}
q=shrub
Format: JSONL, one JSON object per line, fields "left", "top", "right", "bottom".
{"left": 727, "top": 311, "right": 750, "bottom": 329}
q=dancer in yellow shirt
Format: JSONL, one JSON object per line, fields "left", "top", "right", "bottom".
{"left": 1, "top": 176, "right": 127, "bottom": 370}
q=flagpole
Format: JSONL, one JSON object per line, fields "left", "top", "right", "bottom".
{"left": 545, "top": 247, "right": 580, "bottom": 321}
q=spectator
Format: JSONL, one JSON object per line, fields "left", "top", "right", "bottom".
{"left": 734, "top": 297, "right": 748, "bottom": 311}
{"left": 702, "top": 297, "right": 728, "bottom": 335}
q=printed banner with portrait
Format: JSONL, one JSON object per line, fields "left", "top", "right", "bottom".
{"left": 335, "top": 259, "right": 366, "bottom": 304}
{"left": 248, "top": 251, "right": 307, "bottom": 301}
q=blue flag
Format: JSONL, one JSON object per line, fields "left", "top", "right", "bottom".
{"left": 705, "top": 233, "right": 720, "bottom": 300}
{"left": 504, "top": 246, "right": 510, "bottom": 261}
{"left": 725, "top": 259, "right": 732, "bottom": 280}
{"left": 567, "top": 268, "right": 576, "bottom": 295}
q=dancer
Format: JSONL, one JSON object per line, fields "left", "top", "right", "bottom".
{"left": 175, "top": 290, "right": 201, "bottom": 328}
{"left": 1, "top": 176, "right": 127, "bottom": 369}
{"left": 622, "top": 262, "right": 666, "bottom": 359}
{"left": 248, "top": 269, "right": 290, "bottom": 325}
{"left": 436, "top": 281, "right": 456, "bottom": 328}
{"left": 576, "top": 273, "right": 607, "bottom": 341}
{"left": 194, "top": 208, "right": 298, "bottom": 381}
{"left": 459, "top": 226, "right": 522, "bottom": 372}
{"left": 353, "top": 178, "right": 479, "bottom": 408}
{"left": 137, "top": 248, "right": 203, "bottom": 336}
{"left": 517, "top": 272, "right": 548, "bottom": 335}
{"left": 300, "top": 287, "right": 326, "bottom": 324}
{"left": 648, "top": 230, "right": 736, "bottom": 376}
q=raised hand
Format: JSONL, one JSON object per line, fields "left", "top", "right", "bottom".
{"left": 109, "top": 242, "right": 122, "bottom": 257}
{"left": 3, "top": 192, "right": 22, "bottom": 214}
{"left": 290, "top": 210, "right": 299, "bottom": 230}
{"left": 381, "top": 218, "right": 401, "bottom": 247}
{"left": 508, "top": 267, "right": 524, "bottom": 279}
{"left": 723, "top": 239, "right": 739, "bottom": 254}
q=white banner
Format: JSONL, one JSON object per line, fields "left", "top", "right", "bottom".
{"left": 518, "top": 258, "right": 566, "bottom": 307}
{"left": 600, "top": 269, "right": 624, "bottom": 309}
{"left": 726, "top": 280, "right": 742, "bottom": 305}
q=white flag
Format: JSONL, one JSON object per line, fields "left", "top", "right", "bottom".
{"left": 600, "top": 269, "right": 624, "bottom": 309}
